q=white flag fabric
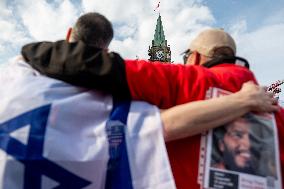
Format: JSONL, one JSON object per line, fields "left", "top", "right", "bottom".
{"left": 0, "top": 57, "right": 176, "bottom": 189}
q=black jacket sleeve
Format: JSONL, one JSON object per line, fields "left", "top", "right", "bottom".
{"left": 21, "top": 40, "right": 131, "bottom": 100}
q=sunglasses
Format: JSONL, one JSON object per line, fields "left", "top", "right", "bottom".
{"left": 182, "top": 49, "right": 192, "bottom": 64}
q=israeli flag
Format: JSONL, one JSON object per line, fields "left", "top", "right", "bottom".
{"left": 0, "top": 57, "right": 176, "bottom": 189}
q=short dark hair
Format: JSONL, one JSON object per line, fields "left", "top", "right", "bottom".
{"left": 72, "top": 12, "right": 113, "bottom": 48}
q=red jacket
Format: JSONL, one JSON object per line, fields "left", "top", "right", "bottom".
{"left": 125, "top": 59, "right": 284, "bottom": 189}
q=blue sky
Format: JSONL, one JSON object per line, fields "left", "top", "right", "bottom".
{"left": 0, "top": 0, "right": 283, "bottom": 102}
{"left": 206, "top": 0, "right": 284, "bottom": 30}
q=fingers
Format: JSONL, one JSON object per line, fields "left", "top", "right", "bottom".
{"left": 259, "top": 95, "right": 280, "bottom": 112}
{"left": 262, "top": 86, "right": 268, "bottom": 91}
{"left": 263, "top": 92, "right": 279, "bottom": 112}
{"left": 240, "top": 81, "right": 281, "bottom": 113}
{"left": 251, "top": 87, "right": 280, "bottom": 112}
{"left": 271, "top": 97, "right": 278, "bottom": 105}
{"left": 268, "top": 91, "right": 275, "bottom": 98}
{"left": 265, "top": 104, "right": 280, "bottom": 113}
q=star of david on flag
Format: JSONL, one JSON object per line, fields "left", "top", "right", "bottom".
{"left": 0, "top": 60, "right": 176, "bottom": 189}
{"left": 0, "top": 105, "right": 91, "bottom": 188}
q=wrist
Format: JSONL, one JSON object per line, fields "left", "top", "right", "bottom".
{"left": 233, "top": 91, "right": 253, "bottom": 112}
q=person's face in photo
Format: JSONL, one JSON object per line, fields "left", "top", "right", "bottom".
{"left": 219, "top": 121, "right": 254, "bottom": 173}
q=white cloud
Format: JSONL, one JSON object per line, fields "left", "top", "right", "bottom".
{"left": 0, "top": 0, "right": 215, "bottom": 63}
{"left": 232, "top": 23, "right": 284, "bottom": 85}
{"left": 116, "top": 24, "right": 137, "bottom": 39}
{"left": 82, "top": 0, "right": 152, "bottom": 23}
{"left": 81, "top": 0, "right": 215, "bottom": 62}
{"left": 17, "top": 0, "right": 80, "bottom": 41}
{"left": 228, "top": 12, "right": 284, "bottom": 101}
{"left": 0, "top": 0, "right": 30, "bottom": 60}
{"left": 164, "top": 5, "right": 214, "bottom": 62}
{"left": 0, "top": 0, "right": 11, "bottom": 18}
{"left": 0, "top": 44, "right": 4, "bottom": 54}
{"left": 230, "top": 19, "right": 284, "bottom": 108}
{"left": 0, "top": 20, "right": 28, "bottom": 45}
{"left": 229, "top": 19, "right": 247, "bottom": 35}
{"left": 0, "top": 0, "right": 81, "bottom": 62}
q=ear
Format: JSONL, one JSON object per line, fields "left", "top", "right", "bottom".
{"left": 185, "top": 51, "right": 200, "bottom": 65}
{"left": 66, "top": 27, "right": 72, "bottom": 42}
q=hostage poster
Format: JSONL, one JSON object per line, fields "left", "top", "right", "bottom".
{"left": 200, "top": 88, "right": 282, "bottom": 189}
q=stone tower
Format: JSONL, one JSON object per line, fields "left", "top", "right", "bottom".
{"left": 148, "top": 14, "right": 171, "bottom": 62}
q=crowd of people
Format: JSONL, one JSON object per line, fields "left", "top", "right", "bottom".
{"left": 1, "top": 12, "right": 283, "bottom": 188}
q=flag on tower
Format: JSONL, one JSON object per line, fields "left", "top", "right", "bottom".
{"left": 154, "top": 1, "right": 160, "bottom": 11}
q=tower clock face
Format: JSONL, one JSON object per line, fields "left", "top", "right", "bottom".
{"left": 167, "top": 54, "right": 171, "bottom": 59}
{"left": 156, "top": 50, "right": 164, "bottom": 59}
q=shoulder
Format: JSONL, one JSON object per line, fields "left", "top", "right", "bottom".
{"left": 210, "top": 63, "right": 253, "bottom": 73}
{"left": 9, "top": 56, "right": 41, "bottom": 76}
{"left": 210, "top": 64, "right": 257, "bottom": 82}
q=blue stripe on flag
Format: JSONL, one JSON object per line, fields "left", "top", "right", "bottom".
{"left": 0, "top": 105, "right": 91, "bottom": 189}
{"left": 105, "top": 99, "right": 133, "bottom": 189}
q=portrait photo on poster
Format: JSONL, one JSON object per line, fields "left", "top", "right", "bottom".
{"left": 211, "top": 114, "right": 276, "bottom": 177}
{"left": 201, "top": 88, "right": 282, "bottom": 189}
